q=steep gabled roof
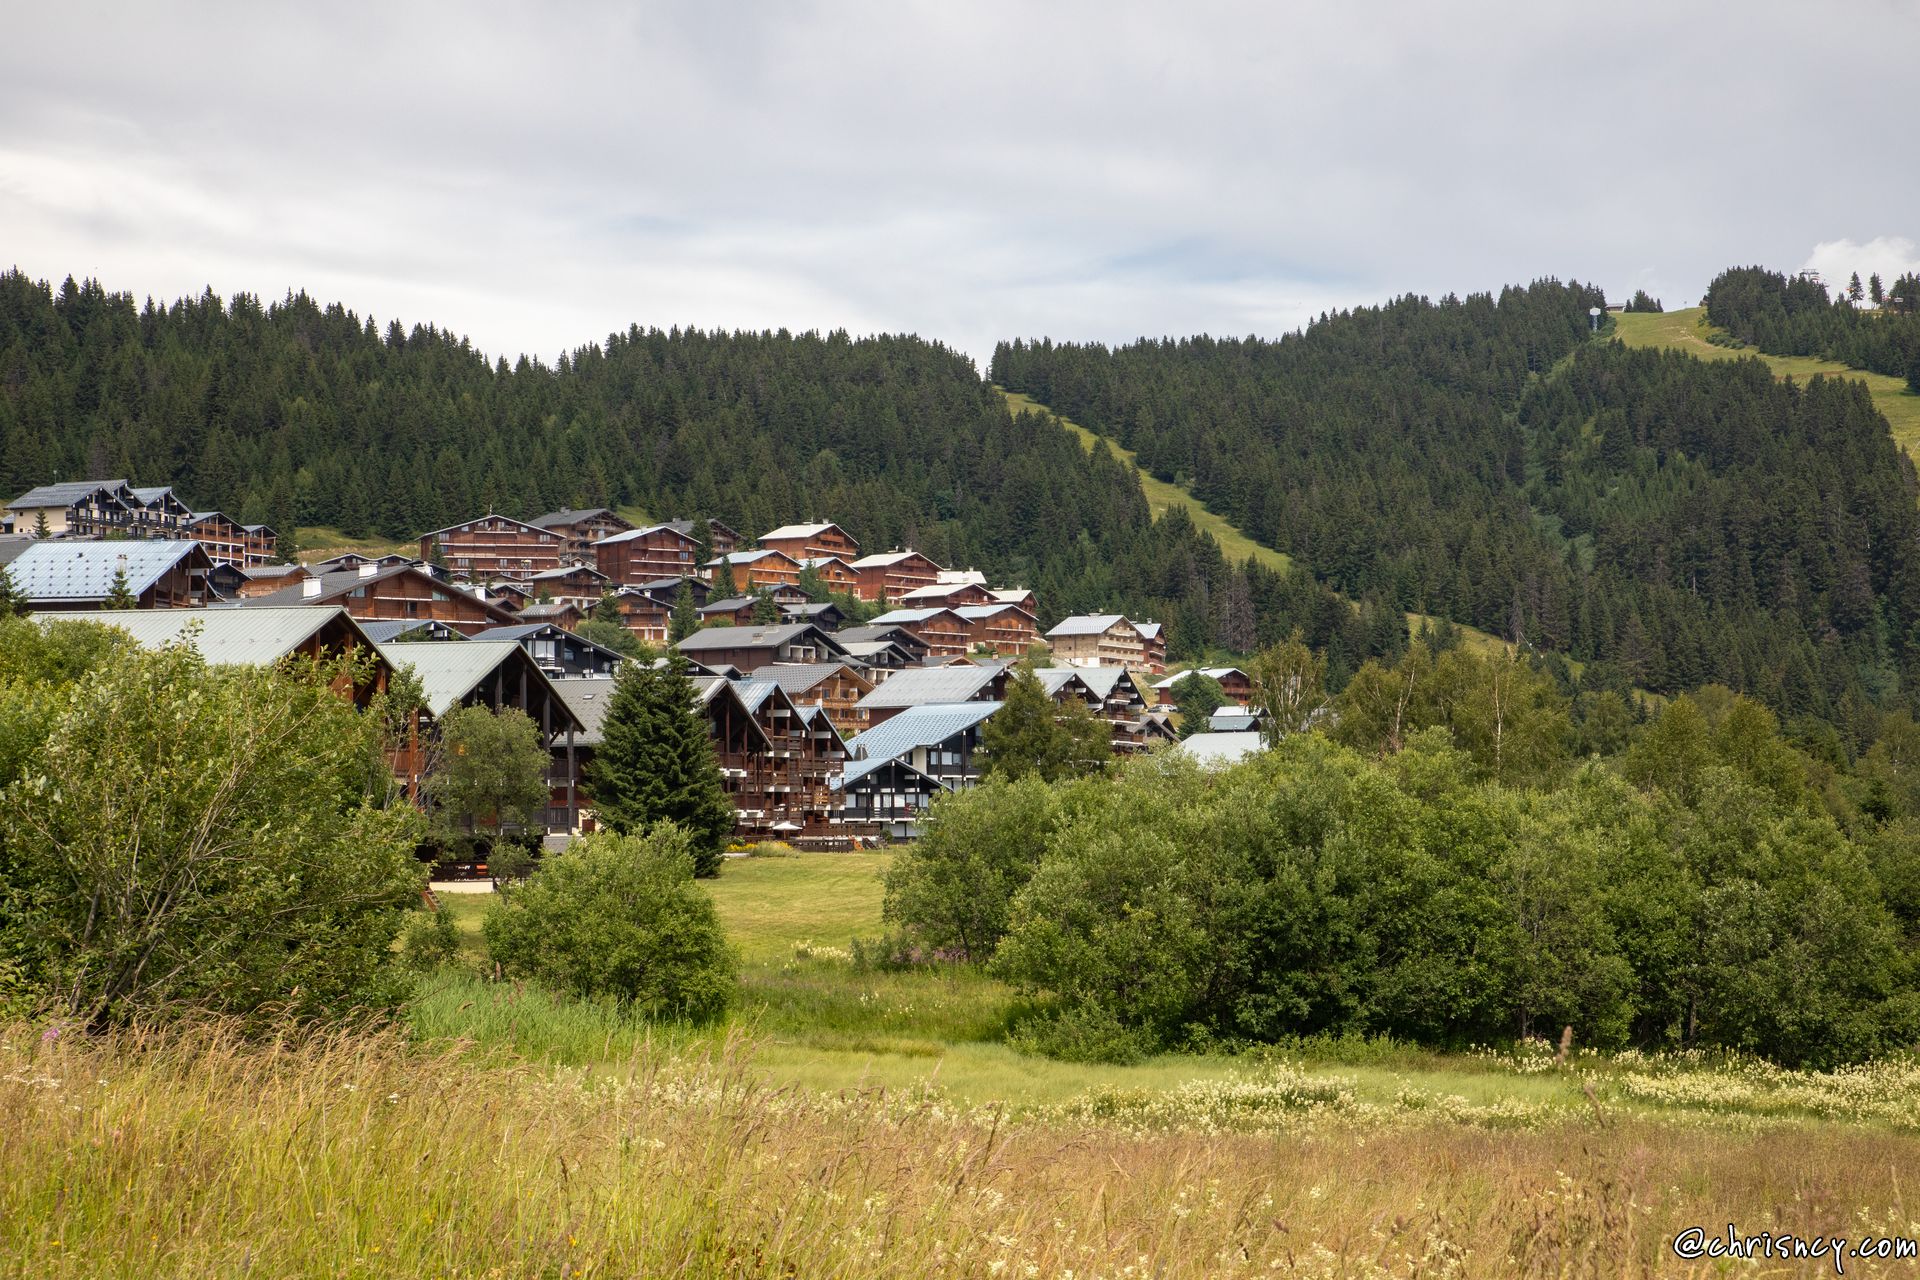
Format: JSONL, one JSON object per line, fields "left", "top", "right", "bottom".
{"left": 868, "top": 607, "right": 958, "bottom": 627}
{"left": 7, "top": 479, "right": 135, "bottom": 510}
{"left": 597, "top": 522, "right": 696, "bottom": 546}
{"left": 760, "top": 521, "right": 853, "bottom": 543}
{"left": 376, "top": 639, "right": 580, "bottom": 730}
{"left": 529, "top": 507, "right": 625, "bottom": 530}
{"left": 846, "top": 549, "right": 940, "bottom": 571}
{"left": 845, "top": 701, "right": 1002, "bottom": 764}
{"left": 838, "top": 752, "right": 947, "bottom": 790}
{"left": 754, "top": 661, "right": 872, "bottom": 698}
{"left": 677, "top": 622, "right": 846, "bottom": 656}
{"left": 240, "top": 564, "right": 519, "bottom": 625}
{"left": 419, "top": 514, "right": 555, "bottom": 540}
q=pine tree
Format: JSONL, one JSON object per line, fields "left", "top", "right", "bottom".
{"left": 1870, "top": 273, "right": 1885, "bottom": 306}
{"left": 583, "top": 655, "right": 735, "bottom": 875}
{"left": 1848, "top": 272, "right": 1865, "bottom": 304}
{"left": 714, "top": 558, "right": 738, "bottom": 597}
{"left": 669, "top": 582, "right": 698, "bottom": 642}
{"left": 104, "top": 562, "right": 138, "bottom": 609}
{"left": 33, "top": 511, "right": 49, "bottom": 538}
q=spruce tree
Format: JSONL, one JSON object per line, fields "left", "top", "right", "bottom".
{"left": 33, "top": 511, "right": 50, "bottom": 538}
{"left": 104, "top": 564, "right": 138, "bottom": 610}
{"left": 714, "top": 558, "right": 738, "bottom": 597}
{"left": 584, "top": 654, "right": 735, "bottom": 875}
{"left": 750, "top": 587, "right": 780, "bottom": 625}
{"left": 670, "top": 581, "right": 698, "bottom": 642}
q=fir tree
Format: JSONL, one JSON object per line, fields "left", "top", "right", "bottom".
{"left": 714, "top": 558, "right": 738, "bottom": 597}
{"left": 0, "top": 565, "right": 24, "bottom": 617}
{"left": 583, "top": 655, "right": 735, "bottom": 876}
{"left": 669, "top": 581, "right": 698, "bottom": 642}
{"left": 750, "top": 588, "right": 780, "bottom": 625}
{"left": 104, "top": 562, "right": 138, "bottom": 610}
{"left": 33, "top": 511, "right": 49, "bottom": 538}
{"left": 1870, "top": 273, "right": 1885, "bottom": 306}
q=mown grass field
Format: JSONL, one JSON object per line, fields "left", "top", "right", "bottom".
{"left": 293, "top": 524, "right": 413, "bottom": 560}
{"left": 1614, "top": 307, "right": 1920, "bottom": 462}
{"left": 14, "top": 852, "right": 1920, "bottom": 1277}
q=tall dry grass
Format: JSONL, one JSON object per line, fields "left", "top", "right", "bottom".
{"left": 6, "top": 1018, "right": 1920, "bottom": 1278}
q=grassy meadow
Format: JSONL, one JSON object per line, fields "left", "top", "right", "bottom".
{"left": 12, "top": 850, "right": 1920, "bottom": 1276}
{"left": 1614, "top": 307, "right": 1920, "bottom": 462}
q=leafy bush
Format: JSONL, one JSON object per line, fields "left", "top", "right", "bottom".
{"left": 398, "top": 907, "right": 463, "bottom": 973}
{"left": 0, "top": 635, "right": 424, "bottom": 1025}
{"left": 882, "top": 775, "right": 1070, "bottom": 961}
{"left": 482, "top": 826, "right": 736, "bottom": 1020}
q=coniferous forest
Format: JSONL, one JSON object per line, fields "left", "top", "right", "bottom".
{"left": 994, "top": 281, "right": 1920, "bottom": 742}
{"left": 1705, "top": 264, "right": 1920, "bottom": 386}
{"left": 7, "top": 266, "right": 1920, "bottom": 740}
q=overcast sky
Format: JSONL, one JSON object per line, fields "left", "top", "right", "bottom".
{"left": 3, "top": 2, "right": 1915, "bottom": 368}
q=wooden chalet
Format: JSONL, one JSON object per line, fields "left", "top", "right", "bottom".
{"left": 516, "top": 600, "right": 586, "bottom": 630}
{"left": 898, "top": 581, "right": 994, "bottom": 608}
{"left": 758, "top": 521, "right": 860, "bottom": 563}
{"left": 378, "top": 639, "right": 586, "bottom": 833}
{"left": 595, "top": 523, "right": 700, "bottom": 584}
{"left": 676, "top": 622, "right": 849, "bottom": 672}
{"left": 953, "top": 603, "right": 1041, "bottom": 656}
{"left": 835, "top": 623, "right": 932, "bottom": 661}
{"left": 1046, "top": 614, "right": 1165, "bottom": 674}
{"left": 782, "top": 600, "right": 846, "bottom": 630}
{"left": 7, "top": 539, "right": 216, "bottom": 610}
{"left": 1041, "top": 666, "right": 1175, "bottom": 753}
{"left": 755, "top": 661, "right": 877, "bottom": 733}
{"left": 835, "top": 756, "right": 946, "bottom": 839}
{"left": 836, "top": 639, "right": 919, "bottom": 681}
{"left": 988, "top": 587, "right": 1039, "bottom": 614}
{"left": 846, "top": 549, "right": 945, "bottom": 603}
{"left": 419, "top": 514, "right": 567, "bottom": 580}
{"left": 843, "top": 701, "right": 1001, "bottom": 792}
{"left": 798, "top": 556, "right": 863, "bottom": 595}
{"left": 246, "top": 563, "right": 519, "bottom": 635}
{"left": 698, "top": 596, "right": 761, "bottom": 627}
{"left": 706, "top": 548, "right": 803, "bottom": 590}
{"left": 1154, "top": 666, "right": 1254, "bottom": 707}
{"left": 727, "top": 677, "right": 846, "bottom": 839}
{"left": 529, "top": 508, "right": 634, "bottom": 558}
{"left": 866, "top": 607, "right": 974, "bottom": 659}
{"left": 313, "top": 553, "right": 417, "bottom": 574}
{"left": 185, "top": 511, "right": 278, "bottom": 567}
{"left": 523, "top": 562, "right": 610, "bottom": 606}
{"left": 474, "top": 622, "right": 623, "bottom": 676}
{"left": 234, "top": 562, "right": 316, "bottom": 598}
{"left": 5, "top": 479, "right": 146, "bottom": 538}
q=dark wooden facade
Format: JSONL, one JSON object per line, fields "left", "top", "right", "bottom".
{"left": 420, "top": 515, "right": 566, "bottom": 580}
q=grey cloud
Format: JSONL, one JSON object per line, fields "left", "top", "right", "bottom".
{"left": 1, "top": 1, "right": 1912, "bottom": 365}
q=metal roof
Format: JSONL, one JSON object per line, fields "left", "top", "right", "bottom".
{"left": 1070, "top": 666, "right": 1136, "bottom": 700}
{"left": 845, "top": 701, "right": 1002, "bottom": 764}
{"left": 1175, "top": 730, "right": 1265, "bottom": 766}
{"left": 529, "top": 507, "right": 618, "bottom": 529}
{"left": 7, "top": 539, "right": 203, "bottom": 601}
{"left": 856, "top": 662, "right": 1004, "bottom": 710}
{"left": 677, "top": 622, "right": 833, "bottom": 652}
{"left": 1153, "top": 666, "right": 1247, "bottom": 689}
{"left": 1045, "top": 614, "right": 1127, "bottom": 638}
{"left": 357, "top": 618, "right": 467, "bottom": 643}
{"left": 598, "top": 522, "right": 694, "bottom": 545}
{"left": 1208, "top": 710, "right": 1263, "bottom": 733}
{"left": 7, "top": 479, "right": 132, "bottom": 510}
{"left": 835, "top": 624, "right": 928, "bottom": 649}
{"left": 0, "top": 535, "right": 36, "bottom": 568}
{"left": 760, "top": 521, "right": 846, "bottom": 541}
{"left": 30, "top": 605, "right": 368, "bottom": 666}
{"left": 846, "top": 549, "right": 932, "bottom": 569}
{"left": 548, "top": 675, "right": 620, "bottom": 746}
{"left": 935, "top": 569, "right": 987, "bottom": 585}
{"left": 754, "top": 661, "right": 868, "bottom": 697}
{"left": 953, "top": 603, "right": 1034, "bottom": 621}
{"left": 699, "top": 596, "right": 758, "bottom": 613}
{"left": 377, "top": 640, "right": 541, "bottom": 717}
{"left": 869, "top": 607, "right": 949, "bottom": 626}
{"left": 1035, "top": 668, "right": 1089, "bottom": 697}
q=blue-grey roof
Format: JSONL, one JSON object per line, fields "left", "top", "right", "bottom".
{"left": 7, "top": 479, "right": 132, "bottom": 510}
{"left": 377, "top": 640, "right": 536, "bottom": 717}
{"left": 868, "top": 607, "right": 950, "bottom": 626}
{"left": 6, "top": 539, "right": 203, "bottom": 602}
{"left": 754, "top": 662, "right": 867, "bottom": 697}
{"left": 856, "top": 662, "right": 1006, "bottom": 710}
{"left": 1046, "top": 613, "right": 1126, "bottom": 638}
{"left": 731, "top": 677, "right": 782, "bottom": 714}
{"left": 357, "top": 618, "right": 467, "bottom": 643}
{"left": 845, "top": 701, "right": 1001, "bottom": 765}
{"left": 1208, "top": 710, "right": 1263, "bottom": 732}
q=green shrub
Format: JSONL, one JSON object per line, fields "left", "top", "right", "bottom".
{"left": 1009, "top": 1006, "right": 1155, "bottom": 1065}
{"left": 399, "top": 908, "right": 463, "bottom": 973}
{"left": 482, "top": 826, "right": 736, "bottom": 1020}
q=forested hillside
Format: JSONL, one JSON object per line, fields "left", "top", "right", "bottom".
{"left": 0, "top": 270, "right": 1404, "bottom": 667}
{"left": 1705, "top": 265, "right": 1920, "bottom": 386}
{"left": 994, "top": 281, "right": 1920, "bottom": 735}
